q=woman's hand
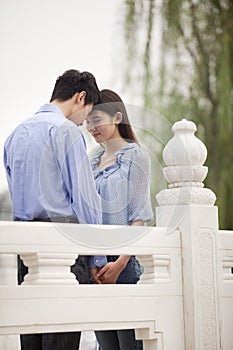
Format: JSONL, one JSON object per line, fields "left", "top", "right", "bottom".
{"left": 97, "top": 256, "right": 131, "bottom": 284}
{"left": 96, "top": 262, "right": 120, "bottom": 284}
{"left": 90, "top": 223, "right": 144, "bottom": 284}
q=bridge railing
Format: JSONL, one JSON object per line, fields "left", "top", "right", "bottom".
{"left": 0, "top": 222, "right": 183, "bottom": 350}
{"left": 1, "top": 119, "right": 232, "bottom": 350}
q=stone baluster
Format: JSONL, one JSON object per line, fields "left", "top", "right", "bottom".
{"left": 137, "top": 255, "right": 170, "bottom": 284}
{"left": 0, "top": 254, "right": 20, "bottom": 349}
{"left": 20, "top": 253, "right": 79, "bottom": 285}
{"left": 156, "top": 119, "right": 222, "bottom": 350}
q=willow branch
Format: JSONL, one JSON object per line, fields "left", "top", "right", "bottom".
{"left": 190, "top": 0, "right": 215, "bottom": 105}
{"left": 143, "top": 0, "right": 155, "bottom": 103}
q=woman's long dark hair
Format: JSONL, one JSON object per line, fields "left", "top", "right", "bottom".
{"left": 93, "top": 89, "right": 138, "bottom": 143}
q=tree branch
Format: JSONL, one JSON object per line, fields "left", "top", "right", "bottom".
{"left": 189, "top": 0, "right": 215, "bottom": 105}
{"left": 143, "top": 0, "right": 155, "bottom": 104}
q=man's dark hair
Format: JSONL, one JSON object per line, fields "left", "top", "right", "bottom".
{"left": 50, "top": 69, "right": 99, "bottom": 105}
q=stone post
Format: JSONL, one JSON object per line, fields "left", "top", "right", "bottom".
{"left": 156, "top": 119, "right": 222, "bottom": 349}
{"left": 0, "top": 254, "right": 20, "bottom": 349}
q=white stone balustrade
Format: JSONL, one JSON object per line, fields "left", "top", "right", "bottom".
{"left": 0, "top": 254, "right": 20, "bottom": 350}
{"left": 0, "top": 119, "right": 233, "bottom": 350}
{"left": 0, "top": 223, "right": 183, "bottom": 350}
{"left": 156, "top": 119, "right": 225, "bottom": 350}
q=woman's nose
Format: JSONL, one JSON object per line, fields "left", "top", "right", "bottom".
{"left": 87, "top": 122, "right": 95, "bottom": 131}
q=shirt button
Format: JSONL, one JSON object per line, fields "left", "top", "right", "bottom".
{"left": 96, "top": 259, "right": 99, "bottom": 263}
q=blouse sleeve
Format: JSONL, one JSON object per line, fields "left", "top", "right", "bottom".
{"left": 126, "top": 146, "right": 154, "bottom": 223}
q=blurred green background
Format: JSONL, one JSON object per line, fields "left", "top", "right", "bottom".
{"left": 1, "top": 0, "right": 232, "bottom": 229}
{"left": 120, "top": 0, "right": 233, "bottom": 229}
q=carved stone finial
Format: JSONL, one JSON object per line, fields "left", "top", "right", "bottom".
{"left": 163, "top": 119, "right": 207, "bottom": 168}
{"left": 156, "top": 119, "right": 216, "bottom": 206}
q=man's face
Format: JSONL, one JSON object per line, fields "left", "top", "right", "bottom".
{"left": 70, "top": 103, "right": 93, "bottom": 126}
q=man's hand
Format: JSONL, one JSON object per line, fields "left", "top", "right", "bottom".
{"left": 89, "top": 266, "right": 103, "bottom": 284}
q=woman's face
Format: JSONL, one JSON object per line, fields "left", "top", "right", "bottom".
{"left": 86, "top": 109, "right": 119, "bottom": 143}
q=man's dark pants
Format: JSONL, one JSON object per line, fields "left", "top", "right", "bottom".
{"left": 18, "top": 255, "right": 89, "bottom": 350}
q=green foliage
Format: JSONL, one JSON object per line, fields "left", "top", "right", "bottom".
{"left": 122, "top": 0, "right": 233, "bottom": 229}
{"left": 0, "top": 190, "right": 12, "bottom": 220}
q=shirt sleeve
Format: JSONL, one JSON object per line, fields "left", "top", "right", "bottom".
{"left": 52, "top": 123, "right": 107, "bottom": 269}
{"left": 88, "top": 255, "right": 108, "bottom": 269}
{"left": 52, "top": 121, "right": 102, "bottom": 224}
{"left": 127, "top": 146, "right": 154, "bottom": 223}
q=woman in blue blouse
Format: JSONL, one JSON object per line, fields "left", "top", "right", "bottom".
{"left": 86, "top": 89, "right": 154, "bottom": 350}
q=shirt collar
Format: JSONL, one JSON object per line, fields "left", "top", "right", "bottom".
{"left": 114, "top": 142, "right": 137, "bottom": 156}
{"left": 35, "top": 103, "right": 65, "bottom": 118}
{"left": 92, "top": 142, "right": 137, "bottom": 167}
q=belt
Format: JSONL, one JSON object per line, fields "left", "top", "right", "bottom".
{"left": 29, "top": 217, "right": 79, "bottom": 223}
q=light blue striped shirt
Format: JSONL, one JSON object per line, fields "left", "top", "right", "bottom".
{"left": 4, "top": 103, "right": 106, "bottom": 268}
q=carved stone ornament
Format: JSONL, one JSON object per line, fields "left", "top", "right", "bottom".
{"left": 156, "top": 119, "right": 216, "bottom": 206}
{"left": 156, "top": 187, "right": 216, "bottom": 206}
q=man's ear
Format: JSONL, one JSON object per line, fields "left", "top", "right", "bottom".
{"left": 76, "top": 91, "right": 86, "bottom": 104}
{"left": 115, "top": 112, "right": 122, "bottom": 124}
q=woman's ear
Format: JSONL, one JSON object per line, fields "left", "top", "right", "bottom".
{"left": 115, "top": 112, "right": 122, "bottom": 124}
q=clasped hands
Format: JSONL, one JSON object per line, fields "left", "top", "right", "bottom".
{"left": 90, "top": 262, "right": 120, "bottom": 284}
{"left": 90, "top": 256, "right": 130, "bottom": 284}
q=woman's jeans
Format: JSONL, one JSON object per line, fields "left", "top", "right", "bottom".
{"left": 95, "top": 256, "right": 143, "bottom": 350}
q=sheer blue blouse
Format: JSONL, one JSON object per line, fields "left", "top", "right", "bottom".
{"left": 91, "top": 143, "right": 154, "bottom": 225}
